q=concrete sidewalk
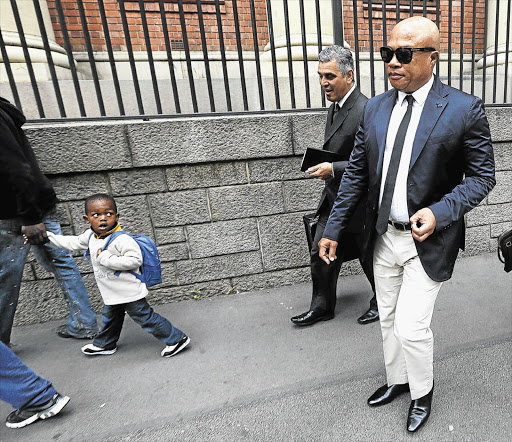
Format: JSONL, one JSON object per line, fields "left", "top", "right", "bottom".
{"left": 1, "top": 252, "right": 511, "bottom": 442}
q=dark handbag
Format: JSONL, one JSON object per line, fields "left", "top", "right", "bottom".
{"left": 303, "top": 213, "right": 319, "bottom": 252}
{"left": 497, "top": 228, "right": 512, "bottom": 273}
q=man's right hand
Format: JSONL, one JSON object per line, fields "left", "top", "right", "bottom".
{"left": 21, "top": 223, "right": 48, "bottom": 245}
{"left": 318, "top": 237, "right": 338, "bottom": 264}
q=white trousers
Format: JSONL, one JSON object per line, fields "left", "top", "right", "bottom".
{"left": 373, "top": 225, "right": 443, "bottom": 400}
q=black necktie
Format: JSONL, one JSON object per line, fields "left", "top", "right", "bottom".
{"left": 375, "top": 94, "right": 414, "bottom": 235}
{"left": 331, "top": 103, "right": 339, "bottom": 125}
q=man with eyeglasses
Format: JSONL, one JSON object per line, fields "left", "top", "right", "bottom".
{"left": 318, "top": 17, "right": 495, "bottom": 432}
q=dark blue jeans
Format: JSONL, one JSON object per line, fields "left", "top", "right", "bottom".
{"left": 0, "top": 341, "right": 56, "bottom": 409}
{"left": 0, "top": 210, "right": 98, "bottom": 345}
{"left": 93, "top": 298, "right": 184, "bottom": 349}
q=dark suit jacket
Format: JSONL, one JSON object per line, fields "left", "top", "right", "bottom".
{"left": 323, "top": 76, "right": 496, "bottom": 282}
{"left": 316, "top": 87, "right": 368, "bottom": 236}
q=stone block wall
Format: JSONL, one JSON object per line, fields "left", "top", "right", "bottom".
{"left": 13, "top": 107, "right": 512, "bottom": 326}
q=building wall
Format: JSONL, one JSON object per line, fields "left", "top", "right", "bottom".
{"left": 12, "top": 107, "right": 512, "bottom": 326}
{"left": 343, "top": 0, "right": 487, "bottom": 54}
{"left": 46, "top": 1, "right": 487, "bottom": 55}
{"left": 47, "top": 0, "right": 269, "bottom": 53}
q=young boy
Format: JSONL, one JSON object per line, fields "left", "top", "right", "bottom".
{"left": 46, "top": 193, "right": 190, "bottom": 358}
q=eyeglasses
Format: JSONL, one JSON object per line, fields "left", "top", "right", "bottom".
{"left": 380, "top": 46, "right": 436, "bottom": 64}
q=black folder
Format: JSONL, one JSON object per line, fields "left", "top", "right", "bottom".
{"left": 300, "top": 147, "right": 342, "bottom": 172}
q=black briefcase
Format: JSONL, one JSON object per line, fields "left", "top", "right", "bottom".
{"left": 303, "top": 213, "right": 319, "bottom": 252}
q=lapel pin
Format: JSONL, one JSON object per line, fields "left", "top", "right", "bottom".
{"left": 436, "top": 103, "right": 443, "bottom": 108}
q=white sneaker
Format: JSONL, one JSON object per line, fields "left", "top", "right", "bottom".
{"left": 161, "top": 335, "right": 190, "bottom": 357}
{"left": 5, "top": 393, "right": 70, "bottom": 428}
{"left": 81, "top": 343, "right": 117, "bottom": 356}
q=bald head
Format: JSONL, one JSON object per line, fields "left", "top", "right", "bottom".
{"left": 391, "top": 16, "right": 440, "bottom": 51}
{"left": 386, "top": 17, "right": 440, "bottom": 93}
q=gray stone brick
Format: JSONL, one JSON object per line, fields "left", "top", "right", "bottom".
{"left": 166, "top": 162, "right": 248, "bottom": 191}
{"left": 283, "top": 179, "right": 324, "bottom": 212}
{"left": 148, "top": 190, "right": 210, "bottom": 227}
{"left": 232, "top": 267, "right": 310, "bottom": 293}
{"left": 27, "top": 123, "right": 132, "bottom": 174}
{"left": 176, "top": 251, "right": 263, "bottom": 284}
{"left": 160, "top": 262, "right": 179, "bottom": 287}
{"left": 15, "top": 275, "right": 102, "bottom": 327}
{"left": 55, "top": 203, "right": 73, "bottom": 227}
{"left": 148, "top": 279, "right": 233, "bottom": 304}
{"left": 258, "top": 213, "right": 310, "bottom": 271}
{"left": 187, "top": 219, "right": 259, "bottom": 258}
{"left": 488, "top": 171, "right": 512, "bottom": 204}
{"left": 466, "top": 202, "right": 512, "bottom": 227}
{"left": 493, "top": 142, "right": 512, "bottom": 172}
{"left": 21, "top": 263, "right": 35, "bottom": 282}
{"left": 462, "top": 225, "right": 493, "bottom": 256}
{"left": 127, "top": 115, "right": 293, "bottom": 167}
{"left": 290, "top": 111, "right": 327, "bottom": 155}
{"left": 66, "top": 200, "right": 88, "bottom": 233}
{"left": 208, "top": 183, "right": 284, "bottom": 221}
{"left": 488, "top": 108, "right": 512, "bottom": 142}
{"left": 115, "top": 196, "right": 155, "bottom": 236}
{"left": 158, "top": 243, "right": 190, "bottom": 262}
{"left": 491, "top": 221, "right": 512, "bottom": 238}
{"left": 248, "top": 157, "right": 304, "bottom": 183}
{"left": 154, "top": 227, "right": 186, "bottom": 245}
{"left": 61, "top": 225, "right": 74, "bottom": 235}
{"left": 15, "top": 280, "right": 67, "bottom": 326}
{"left": 338, "top": 259, "right": 365, "bottom": 277}
{"left": 110, "top": 168, "right": 167, "bottom": 196}
{"left": 49, "top": 173, "right": 108, "bottom": 202}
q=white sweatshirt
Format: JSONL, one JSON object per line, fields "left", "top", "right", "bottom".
{"left": 47, "top": 229, "right": 148, "bottom": 305}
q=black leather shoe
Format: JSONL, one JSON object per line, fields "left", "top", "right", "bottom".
{"left": 357, "top": 308, "right": 379, "bottom": 325}
{"left": 407, "top": 385, "right": 434, "bottom": 432}
{"left": 290, "top": 310, "right": 334, "bottom": 326}
{"left": 368, "top": 383, "right": 410, "bottom": 407}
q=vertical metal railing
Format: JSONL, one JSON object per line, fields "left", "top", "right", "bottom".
{"left": 0, "top": 0, "right": 509, "bottom": 121}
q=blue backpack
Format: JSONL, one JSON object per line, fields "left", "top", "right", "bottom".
{"left": 85, "top": 230, "right": 162, "bottom": 287}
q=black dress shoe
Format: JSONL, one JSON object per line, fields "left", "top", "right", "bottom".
{"left": 407, "top": 385, "right": 434, "bottom": 432}
{"left": 368, "top": 383, "right": 410, "bottom": 407}
{"left": 290, "top": 310, "right": 334, "bottom": 326}
{"left": 357, "top": 308, "right": 379, "bottom": 325}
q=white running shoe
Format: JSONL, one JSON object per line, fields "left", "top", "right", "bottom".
{"left": 81, "top": 343, "right": 117, "bottom": 356}
{"left": 161, "top": 335, "right": 190, "bottom": 357}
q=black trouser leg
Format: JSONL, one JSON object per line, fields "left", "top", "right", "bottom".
{"left": 309, "top": 216, "right": 343, "bottom": 314}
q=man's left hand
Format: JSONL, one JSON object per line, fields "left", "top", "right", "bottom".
{"left": 410, "top": 208, "right": 436, "bottom": 242}
{"left": 307, "top": 162, "right": 333, "bottom": 180}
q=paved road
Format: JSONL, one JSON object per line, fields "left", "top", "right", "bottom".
{"left": 1, "top": 253, "right": 510, "bottom": 442}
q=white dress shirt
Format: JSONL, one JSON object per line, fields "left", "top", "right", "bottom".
{"left": 379, "top": 75, "right": 434, "bottom": 223}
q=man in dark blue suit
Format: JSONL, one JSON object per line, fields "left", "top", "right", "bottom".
{"left": 291, "top": 46, "right": 378, "bottom": 327}
{"left": 319, "top": 17, "right": 495, "bottom": 432}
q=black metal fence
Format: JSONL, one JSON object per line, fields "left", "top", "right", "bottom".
{"left": 0, "top": 0, "right": 510, "bottom": 121}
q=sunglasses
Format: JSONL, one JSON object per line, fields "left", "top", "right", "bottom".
{"left": 380, "top": 46, "right": 436, "bottom": 64}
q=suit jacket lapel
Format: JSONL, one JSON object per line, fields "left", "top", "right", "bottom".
{"left": 376, "top": 90, "right": 397, "bottom": 179}
{"left": 409, "top": 77, "right": 448, "bottom": 170}
{"left": 324, "top": 89, "right": 360, "bottom": 145}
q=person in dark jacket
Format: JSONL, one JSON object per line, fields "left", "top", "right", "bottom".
{"left": 291, "top": 46, "right": 378, "bottom": 327}
{"left": 0, "top": 97, "right": 98, "bottom": 345}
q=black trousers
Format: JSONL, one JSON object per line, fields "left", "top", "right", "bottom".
{"left": 309, "top": 212, "right": 377, "bottom": 314}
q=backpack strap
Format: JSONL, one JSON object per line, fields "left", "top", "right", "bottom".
{"left": 102, "top": 230, "right": 125, "bottom": 251}
{"left": 83, "top": 230, "right": 125, "bottom": 261}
